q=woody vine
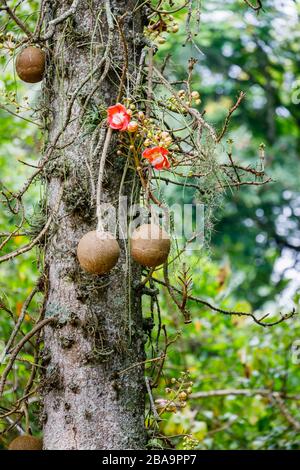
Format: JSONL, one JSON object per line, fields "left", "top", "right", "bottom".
{"left": 0, "top": 0, "right": 297, "bottom": 450}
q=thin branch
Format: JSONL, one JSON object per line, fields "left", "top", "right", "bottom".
{"left": 41, "top": 0, "right": 81, "bottom": 40}
{"left": 0, "top": 186, "right": 63, "bottom": 264}
{"left": 221, "top": 163, "right": 265, "bottom": 177}
{"left": 96, "top": 127, "right": 112, "bottom": 231}
{"left": 117, "top": 355, "right": 164, "bottom": 376}
{"left": 151, "top": 277, "right": 297, "bottom": 328}
{"left": 0, "top": 0, "right": 32, "bottom": 37}
{"left": 152, "top": 175, "right": 204, "bottom": 193}
{"left": 0, "top": 282, "right": 40, "bottom": 364}
{"left": 272, "top": 395, "right": 300, "bottom": 431}
{"left": 149, "top": 1, "right": 190, "bottom": 15}
{"left": 163, "top": 262, "right": 191, "bottom": 324}
{"left": 243, "top": 0, "right": 263, "bottom": 12}
{"left": 0, "top": 104, "right": 40, "bottom": 127}
{"left": 217, "top": 92, "right": 246, "bottom": 142}
{"left": 145, "top": 376, "right": 162, "bottom": 421}
{"left": 0, "top": 318, "right": 55, "bottom": 397}
{"left": 146, "top": 47, "right": 154, "bottom": 118}
{"left": 218, "top": 177, "right": 272, "bottom": 189}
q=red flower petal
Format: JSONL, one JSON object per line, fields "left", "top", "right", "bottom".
{"left": 154, "top": 160, "right": 164, "bottom": 170}
{"left": 142, "top": 146, "right": 170, "bottom": 170}
{"left": 162, "top": 156, "right": 170, "bottom": 169}
{"left": 107, "top": 103, "right": 127, "bottom": 115}
{"left": 157, "top": 146, "right": 169, "bottom": 157}
{"left": 142, "top": 148, "right": 152, "bottom": 160}
{"left": 107, "top": 103, "right": 130, "bottom": 131}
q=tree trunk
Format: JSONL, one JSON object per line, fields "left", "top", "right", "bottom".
{"left": 42, "top": 0, "right": 146, "bottom": 450}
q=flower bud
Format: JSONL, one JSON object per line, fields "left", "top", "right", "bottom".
{"left": 191, "top": 91, "right": 200, "bottom": 99}
{"left": 166, "top": 404, "right": 177, "bottom": 412}
{"left": 161, "top": 131, "right": 170, "bottom": 139}
{"left": 127, "top": 121, "right": 138, "bottom": 133}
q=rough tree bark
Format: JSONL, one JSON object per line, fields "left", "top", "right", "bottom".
{"left": 42, "top": 0, "right": 146, "bottom": 449}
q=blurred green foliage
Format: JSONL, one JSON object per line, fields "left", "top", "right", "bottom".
{"left": 156, "top": 0, "right": 300, "bottom": 309}
{"left": 147, "top": 255, "right": 300, "bottom": 449}
{"left": 0, "top": 0, "right": 42, "bottom": 448}
{"left": 147, "top": 0, "right": 300, "bottom": 450}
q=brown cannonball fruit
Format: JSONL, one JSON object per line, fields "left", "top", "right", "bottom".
{"left": 130, "top": 224, "right": 171, "bottom": 267}
{"left": 8, "top": 435, "right": 43, "bottom": 450}
{"left": 16, "top": 46, "right": 46, "bottom": 83}
{"left": 77, "top": 230, "right": 120, "bottom": 275}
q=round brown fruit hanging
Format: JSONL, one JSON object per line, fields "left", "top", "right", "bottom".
{"left": 16, "top": 46, "right": 46, "bottom": 83}
{"left": 8, "top": 435, "right": 43, "bottom": 450}
{"left": 77, "top": 230, "right": 120, "bottom": 275}
{"left": 130, "top": 224, "right": 171, "bottom": 267}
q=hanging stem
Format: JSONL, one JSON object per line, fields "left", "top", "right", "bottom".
{"left": 96, "top": 126, "right": 113, "bottom": 232}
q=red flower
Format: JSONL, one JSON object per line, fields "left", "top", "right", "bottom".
{"left": 107, "top": 103, "right": 130, "bottom": 131}
{"left": 142, "top": 147, "right": 170, "bottom": 170}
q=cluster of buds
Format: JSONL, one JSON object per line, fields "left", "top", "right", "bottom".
{"left": 136, "top": 113, "right": 180, "bottom": 157}
{"left": 182, "top": 435, "right": 199, "bottom": 450}
{"left": 0, "top": 89, "right": 29, "bottom": 114}
{"left": 166, "top": 95, "right": 188, "bottom": 114}
{"left": 165, "top": 90, "right": 201, "bottom": 115}
{"left": 143, "top": 129, "right": 173, "bottom": 149}
{"left": 178, "top": 89, "right": 201, "bottom": 107}
{"left": 145, "top": 13, "right": 179, "bottom": 44}
{"left": 107, "top": 101, "right": 175, "bottom": 170}
{"left": 0, "top": 32, "right": 15, "bottom": 54}
{"left": 154, "top": 372, "right": 193, "bottom": 414}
